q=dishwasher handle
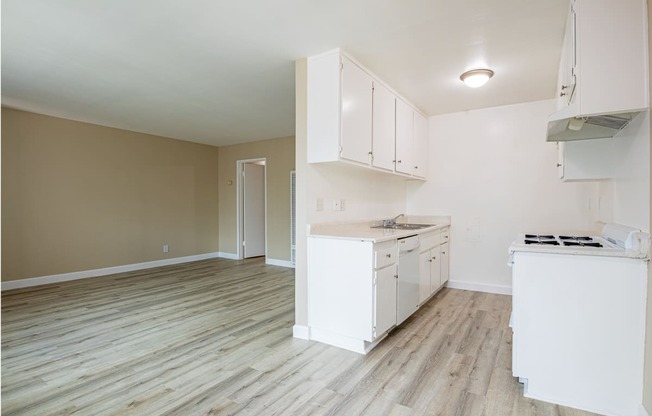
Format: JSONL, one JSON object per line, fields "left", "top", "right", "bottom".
{"left": 398, "top": 235, "right": 420, "bottom": 252}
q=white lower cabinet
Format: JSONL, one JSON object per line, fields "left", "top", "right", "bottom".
{"left": 307, "top": 226, "right": 450, "bottom": 354}
{"left": 418, "top": 227, "right": 450, "bottom": 305}
{"left": 373, "top": 264, "right": 398, "bottom": 338}
{"left": 440, "top": 241, "right": 449, "bottom": 284}
{"left": 308, "top": 237, "right": 397, "bottom": 354}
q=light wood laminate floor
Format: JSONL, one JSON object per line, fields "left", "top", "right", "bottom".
{"left": 2, "top": 258, "right": 597, "bottom": 416}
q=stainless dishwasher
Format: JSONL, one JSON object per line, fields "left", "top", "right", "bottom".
{"left": 397, "top": 235, "right": 420, "bottom": 325}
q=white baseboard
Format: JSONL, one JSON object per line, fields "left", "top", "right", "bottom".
{"left": 293, "top": 325, "right": 310, "bottom": 340}
{"left": 446, "top": 279, "right": 512, "bottom": 295}
{"left": 309, "top": 327, "right": 369, "bottom": 354}
{"left": 2, "top": 252, "right": 228, "bottom": 291}
{"left": 265, "top": 258, "right": 295, "bottom": 268}
{"left": 216, "top": 252, "right": 239, "bottom": 260}
{"left": 640, "top": 403, "right": 651, "bottom": 416}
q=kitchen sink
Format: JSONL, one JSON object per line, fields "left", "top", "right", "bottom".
{"left": 371, "top": 223, "right": 434, "bottom": 230}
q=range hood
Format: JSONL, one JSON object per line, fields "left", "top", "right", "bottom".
{"left": 546, "top": 105, "right": 641, "bottom": 142}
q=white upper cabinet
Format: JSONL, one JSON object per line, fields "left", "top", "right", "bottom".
{"left": 556, "top": 9, "right": 576, "bottom": 110}
{"left": 395, "top": 98, "right": 414, "bottom": 175}
{"left": 413, "top": 112, "right": 428, "bottom": 179}
{"left": 557, "top": 139, "right": 614, "bottom": 181}
{"left": 371, "top": 81, "right": 396, "bottom": 172}
{"left": 396, "top": 99, "right": 428, "bottom": 178}
{"left": 557, "top": 0, "right": 648, "bottom": 116}
{"left": 306, "top": 49, "right": 427, "bottom": 180}
{"left": 341, "top": 57, "right": 373, "bottom": 164}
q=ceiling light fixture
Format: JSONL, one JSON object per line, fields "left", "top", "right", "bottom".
{"left": 460, "top": 69, "right": 494, "bottom": 88}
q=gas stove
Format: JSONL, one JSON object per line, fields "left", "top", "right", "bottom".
{"left": 511, "top": 223, "right": 650, "bottom": 259}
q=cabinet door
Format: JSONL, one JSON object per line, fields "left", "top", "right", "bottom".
{"left": 373, "top": 264, "right": 397, "bottom": 339}
{"left": 557, "top": 5, "right": 576, "bottom": 109}
{"left": 419, "top": 251, "right": 431, "bottom": 303}
{"left": 429, "top": 248, "right": 442, "bottom": 294}
{"left": 440, "top": 242, "right": 449, "bottom": 285}
{"left": 395, "top": 99, "right": 414, "bottom": 175}
{"left": 559, "top": 138, "right": 614, "bottom": 181}
{"left": 341, "top": 57, "right": 373, "bottom": 165}
{"left": 413, "top": 112, "right": 428, "bottom": 179}
{"left": 371, "top": 82, "right": 396, "bottom": 172}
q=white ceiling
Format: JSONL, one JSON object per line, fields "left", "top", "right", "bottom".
{"left": 2, "top": 0, "right": 569, "bottom": 147}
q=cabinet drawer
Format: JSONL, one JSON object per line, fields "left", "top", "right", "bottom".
{"left": 420, "top": 231, "right": 441, "bottom": 251}
{"left": 441, "top": 228, "right": 450, "bottom": 242}
{"left": 374, "top": 240, "right": 397, "bottom": 269}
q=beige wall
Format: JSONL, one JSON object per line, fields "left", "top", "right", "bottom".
{"left": 217, "top": 136, "right": 295, "bottom": 261}
{"left": 644, "top": 0, "right": 652, "bottom": 412}
{"left": 2, "top": 108, "right": 220, "bottom": 281}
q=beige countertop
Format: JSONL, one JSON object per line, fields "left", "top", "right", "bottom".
{"left": 308, "top": 215, "right": 451, "bottom": 243}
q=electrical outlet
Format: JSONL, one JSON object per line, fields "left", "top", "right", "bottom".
{"left": 163, "top": 244, "right": 169, "bottom": 253}
{"left": 316, "top": 198, "right": 324, "bottom": 212}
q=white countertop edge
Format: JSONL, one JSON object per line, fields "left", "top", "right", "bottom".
{"left": 509, "top": 242, "right": 649, "bottom": 260}
{"left": 308, "top": 216, "right": 451, "bottom": 243}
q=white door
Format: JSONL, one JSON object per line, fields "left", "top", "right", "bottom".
{"left": 341, "top": 56, "right": 373, "bottom": 164}
{"left": 243, "top": 163, "right": 265, "bottom": 258}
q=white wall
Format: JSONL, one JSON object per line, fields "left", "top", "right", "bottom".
{"left": 598, "top": 111, "right": 650, "bottom": 232}
{"left": 307, "top": 163, "right": 406, "bottom": 224}
{"left": 407, "top": 99, "right": 601, "bottom": 291}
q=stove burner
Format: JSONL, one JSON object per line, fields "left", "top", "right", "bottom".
{"left": 558, "top": 236, "right": 593, "bottom": 241}
{"left": 525, "top": 239, "right": 560, "bottom": 246}
{"left": 563, "top": 241, "right": 603, "bottom": 248}
{"left": 525, "top": 234, "right": 555, "bottom": 239}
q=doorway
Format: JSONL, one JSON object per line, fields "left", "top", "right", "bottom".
{"left": 237, "top": 159, "right": 267, "bottom": 259}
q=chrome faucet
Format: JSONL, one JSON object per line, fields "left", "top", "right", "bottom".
{"left": 383, "top": 213, "right": 405, "bottom": 227}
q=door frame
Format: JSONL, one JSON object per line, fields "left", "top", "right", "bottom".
{"left": 236, "top": 158, "right": 267, "bottom": 260}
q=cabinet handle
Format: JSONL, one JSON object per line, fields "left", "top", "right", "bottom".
{"left": 414, "top": 166, "right": 418, "bottom": 170}
{"left": 561, "top": 85, "right": 569, "bottom": 90}
{"left": 560, "top": 92, "right": 567, "bottom": 97}
{"left": 386, "top": 253, "right": 392, "bottom": 258}
{"left": 428, "top": 259, "right": 432, "bottom": 263}
{"left": 432, "top": 256, "right": 436, "bottom": 260}
{"left": 557, "top": 163, "right": 562, "bottom": 167}
{"left": 368, "top": 151, "right": 373, "bottom": 155}
{"left": 442, "top": 251, "right": 446, "bottom": 254}
{"left": 397, "top": 160, "right": 402, "bottom": 164}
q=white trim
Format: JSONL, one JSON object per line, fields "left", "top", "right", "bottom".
{"left": 292, "top": 324, "right": 310, "bottom": 340}
{"left": 640, "top": 403, "right": 651, "bottom": 416}
{"left": 265, "top": 258, "right": 295, "bottom": 268}
{"left": 2, "top": 252, "right": 224, "bottom": 291}
{"left": 446, "top": 279, "right": 512, "bottom": 295}
{"left": 216, "top": 252, "right": 239, "bottom": 260}
{"left": 308, "top": 327, "right": 384, "bottom": 355}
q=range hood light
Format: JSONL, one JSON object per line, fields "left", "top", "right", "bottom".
{"left": 460, "top": 69, "right": 494, "bottom": 88}
{"left": 568, "top": 117, "right": 586, "bottom": 131}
